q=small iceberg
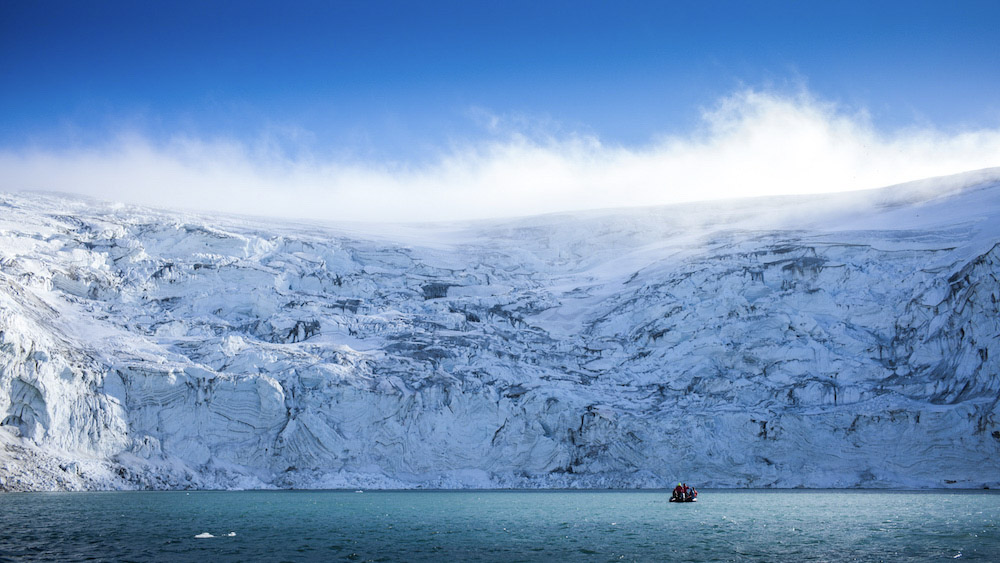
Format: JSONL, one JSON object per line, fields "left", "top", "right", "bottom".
{"left": 194, "top": 531, "right": 235, "bottom": 538}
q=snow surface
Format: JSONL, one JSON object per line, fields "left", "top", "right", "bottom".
{"left": 2, "top": 168, "right": 1000, "bottom": 490}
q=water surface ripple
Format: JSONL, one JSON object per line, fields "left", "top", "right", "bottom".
{"left": 1, "top": 490, "right": 997, "bottom": 562}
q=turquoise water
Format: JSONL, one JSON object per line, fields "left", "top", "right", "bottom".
{"left": 1, "top": 490, "right": 998, "bottom": 562}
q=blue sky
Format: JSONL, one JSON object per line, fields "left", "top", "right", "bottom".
{"left": 2, "top": 1, "right": 1000, "bottom": 221}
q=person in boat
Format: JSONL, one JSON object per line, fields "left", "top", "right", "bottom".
{"left": 682, "top": 483, "right": 690, "bottom": 499}
{"left": 688, "top": 486, "right": 698, "bottom": 501}
{"left": 671, "top": 483, "right": 684, "bottom": 501}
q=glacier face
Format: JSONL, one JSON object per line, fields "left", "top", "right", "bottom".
{"left": 2, "top": 172, "right": 1000, "bottom": 490}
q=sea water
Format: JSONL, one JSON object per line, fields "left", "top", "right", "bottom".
{"left": 1, "top": 490, "right": 998, "bottom": 562}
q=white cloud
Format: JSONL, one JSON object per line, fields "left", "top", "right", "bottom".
{"left": 1, "top": 89, "right": 999, "bottom": 223}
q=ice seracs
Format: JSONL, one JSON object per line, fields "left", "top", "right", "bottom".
{"left": 2, "top": 169, "right": 1000, "bottom": 490}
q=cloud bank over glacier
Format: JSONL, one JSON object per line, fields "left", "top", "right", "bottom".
{"left": 2, "top": 89, "right": 999, "bottom": 223}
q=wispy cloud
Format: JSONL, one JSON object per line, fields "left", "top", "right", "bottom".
{"left": 2, "top": 89, "right": 999, "bottom": 223}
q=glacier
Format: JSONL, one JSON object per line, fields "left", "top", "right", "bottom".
{"left": 1, "top": 169, "right": 999, "bottom": 491}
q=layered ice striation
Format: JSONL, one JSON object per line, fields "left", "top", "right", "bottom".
{"left": 2, "top": 170, "right": 1000, "bottom": 490}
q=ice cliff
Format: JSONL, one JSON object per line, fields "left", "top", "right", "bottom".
{"left": 2, "top": 170, "right": 1000, "bottom": 490}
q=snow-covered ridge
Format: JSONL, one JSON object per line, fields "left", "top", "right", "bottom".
{"left": 2, "top": 169, "right": 1000, "bottom": 490}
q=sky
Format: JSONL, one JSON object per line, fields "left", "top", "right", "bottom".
{"left": 2, "top": 0, "right": 1000, "bottom": 222}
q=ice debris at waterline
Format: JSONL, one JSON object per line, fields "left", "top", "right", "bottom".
{"left": 2, "top": 169, "right": 1000, "bottom": 491}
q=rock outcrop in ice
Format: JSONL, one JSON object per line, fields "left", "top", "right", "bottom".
{"left": 2, "top": 169, "right": 1000, "bottom": 490}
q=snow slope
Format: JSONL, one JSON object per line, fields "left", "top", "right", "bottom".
{"left": 2, "top": 169, "right": 999, "bottom": 490}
